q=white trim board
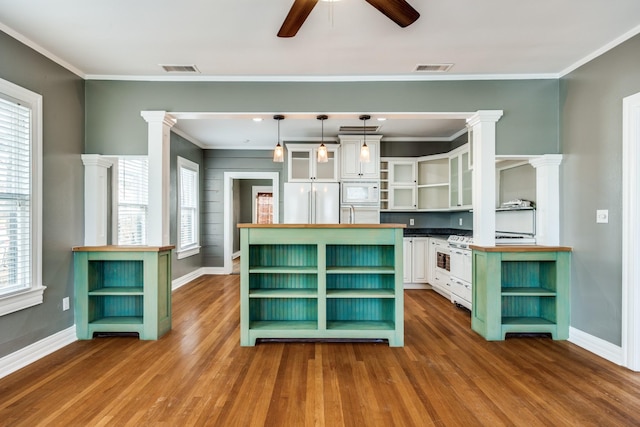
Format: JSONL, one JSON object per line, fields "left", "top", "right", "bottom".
{"left": 569, "top": 327, "right": 623, "bottom": 367}
{"left": 0, "top": 326, "right": 77, "bottom": 380}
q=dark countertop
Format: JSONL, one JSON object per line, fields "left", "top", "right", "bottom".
{"left": 402, "top": 228, "right": 472, "bottom": 238}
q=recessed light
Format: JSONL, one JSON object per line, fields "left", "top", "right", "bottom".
{"left": 252, "top": 118, "right": 263, "bottom": 122}
{"left": 377, "top": 117, "right": 387, "bottom": 121}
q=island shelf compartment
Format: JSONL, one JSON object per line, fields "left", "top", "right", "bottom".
{"left": 239, "top": 224, "right": 405, "bottom": 347}
{"left": 471, "top": 245, "right": 570, "bottom": 341}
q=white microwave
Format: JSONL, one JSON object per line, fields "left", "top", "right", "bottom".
{"left": 341, "top": 181, "right": 379, "bottom": 205}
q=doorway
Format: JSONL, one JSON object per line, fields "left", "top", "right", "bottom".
{"left": 223, "top": 172, "right": 279, "bottom": 275}
{"left": 622, "top": 91, "right": 640, "bottom": 371}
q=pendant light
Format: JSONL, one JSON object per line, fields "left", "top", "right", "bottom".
{"left": 359, "top": 114, "right": 371, "bottom": 163}
{"left": 272, "top": 115, "right": 285, "bottom": 163}
{"left": 317, "top": 114, "right": 329, "bottom": 163}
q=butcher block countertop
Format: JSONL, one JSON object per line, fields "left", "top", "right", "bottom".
{"left": 470, "top": 245, "right": 572, "bottom": 252}
{"left": 237, "top": 223, "right": 406, "bottom": 229}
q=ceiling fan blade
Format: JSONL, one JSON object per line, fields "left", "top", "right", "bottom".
{"left": 364, "top": 0, "right": 420, "bottom": 28}
{"left": 278, "top": 0, "right": 319, "bottom": 38}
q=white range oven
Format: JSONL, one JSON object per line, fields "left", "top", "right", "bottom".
{"left": 431, "top": 238, "right": 451, "bottom": 297}
{"left": 447, "top": 235, "right": 473, "bottom": 310}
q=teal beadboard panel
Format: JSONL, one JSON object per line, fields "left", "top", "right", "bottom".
{"left": 249, "top": 244, "right": 317, "bottom": 268}
{"left": 326, "top": 273, "right": 394, "bottom": 291}
{"left": 88, "top": 260, "right": 144, "bottom": 290}
{"left": 249, "top": 273, "right": 317, "bottom": 290}
{"left": 326, "top": 245, "right": 394, "bottom": 268}
{"left": 501, "top": 295, "right": 557, "bottom": 323}
{"left": 501, "top": 260, "right": 557, "bottom": 291}
{"left": 249, "top": 298, "right": 318, "bottom": 322}
{"left": 326, "top": 298, "right": 395, "bottom": 322}
{"left": 88, "top": 295, "right": 144, "bottom": 322}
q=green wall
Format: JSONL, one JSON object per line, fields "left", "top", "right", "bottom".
{"left": 169, "top": 132, "right": 204, "bottom": 279}
{"left": 560, "top": 33, "right": 640, "bottom": 345}
{"left": 84, "top": 79, "right": 560, "bottom": 156}
{"left": 0, "top": 31, "right": 84, "bottom": 357}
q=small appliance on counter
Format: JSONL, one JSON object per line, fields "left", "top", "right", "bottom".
{"left": 495, "top": 206, "right": 536, "bottom": 245}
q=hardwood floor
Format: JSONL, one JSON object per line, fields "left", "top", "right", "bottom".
{"left": 1, "top": 274, "right": 640, "bottom": 426}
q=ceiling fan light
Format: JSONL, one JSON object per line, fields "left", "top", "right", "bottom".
{"left": 360, "top": 143, "right": 370, "bottom": 163}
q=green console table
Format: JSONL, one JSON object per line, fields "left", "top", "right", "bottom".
{"left": 238, "top": 224, "right": 406, "bottom": 347}
{"left": 73, "top": 245, "right": 174, "bottom": 340}
{"left": 470, "top": 245, "right": 571, "bottom": 341}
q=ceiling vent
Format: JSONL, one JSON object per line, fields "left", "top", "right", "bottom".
{"left": 414, "top": 63, "right": 453, "bottom": 73}
{"left": 339, "top": 125, "right": 380, "bottom": 133}
{"left": 160, "top": 64, "right": 200, "bottom": 73}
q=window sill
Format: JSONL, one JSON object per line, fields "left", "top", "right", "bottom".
{"left": 177, "top": 246, "right": 200, "bottom": 260}
{"left": 0, "top": 285, "right": 47, "bottom": 317}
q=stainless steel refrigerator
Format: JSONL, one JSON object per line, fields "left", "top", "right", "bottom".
{"left": 283, "top": 182, "right": 340, "bottom": 224}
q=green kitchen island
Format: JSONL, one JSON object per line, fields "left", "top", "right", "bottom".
{"left": 238, "top": 224, "right": 406, "bottom": 347}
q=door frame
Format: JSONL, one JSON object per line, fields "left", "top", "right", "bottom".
{"left": 223, "top": 172, "right": 279, "bottom": 275}
{"left": 622, "top": 91, "right": 640, "bottom": 371}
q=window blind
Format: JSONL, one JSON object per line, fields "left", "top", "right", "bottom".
{"left": 0, "top": 96, "right": 31, "bottom": 294}
{"left": 179, "top": 164, "right": 198, "bottom": 249}
{"left": 117, "top": 158, "right": 148, "bottom": 245}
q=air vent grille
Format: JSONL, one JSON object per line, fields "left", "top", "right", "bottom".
{"left": 339, "top": 126, "right": 380, "bottom": 133}
{"left": 160, "top": 64, "right": 200, "bottom": 73}
{"left": 414, "top": 63, "right": 453, "bottom": 73}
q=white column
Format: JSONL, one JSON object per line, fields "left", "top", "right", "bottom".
{"left": 468, "top": 110, "right": 503, "bottom": 246}
{"left": 81, "top": 154, "right": 113, "bottom": 246}
{"left": 141, "top": 111, "right": 176, "bottom": 246}
{"left": 530, "top": 154, "right": 563, "bottom": 246}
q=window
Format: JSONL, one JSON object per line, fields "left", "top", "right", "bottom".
{"left": 115, "top": 157, "right": 148, "bottom": 245}
{"left": 177, "top": 156, "right": 199, "bottom": 258}
{"left": 0, "top": 77, "right": 44, "bottom": 317}
{"left": 255, "top": 192, "right": 273, "bottom": 224}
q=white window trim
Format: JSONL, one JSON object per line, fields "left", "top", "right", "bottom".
{"left": 176, "top": 156, "right": 200, "bottom": 259}
{"left": 0, "top": 77, "right": 44, "bottom": 317}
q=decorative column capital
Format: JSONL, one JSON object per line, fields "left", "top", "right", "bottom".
{"left": 81, "top": 154, "right": 113, "bottom": 168}
{"left": 140, "top": 111, "right": 177, "bottom": 128}
{"left": 467, "top": 110, "right": 504, "bottom": 127}
{"left": 530, "top": 154, "right": 563, "bottom": 168}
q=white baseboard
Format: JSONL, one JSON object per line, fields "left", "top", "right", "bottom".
{"left": 172, "top": 268, "right": 206, "bottom": 291}
{"left": 232, "top": 251, "right": 241, "bottom": 259}
{"left": 403, "top": 283, "right": 432, "bottom": 290}
{"left": 569, "top": 326, "right": 623, "bottom": 366}
{"left": 0, "top": 325, "right": 77, "bottom": 380}
{"left": 201, "top": 267, "right": 227, "bottom": 275}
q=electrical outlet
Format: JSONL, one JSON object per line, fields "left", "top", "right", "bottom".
{"left": 62, "top": 297, "right": 70, "bottom": 311}
{"left": 596, "top": 209, "right": 609, "bottom": 224}
{"left": 409, "top": 218, "right": 414, "bottom": 226}
{"left": 458, "top": 218, "right": 463, "bottom": 226}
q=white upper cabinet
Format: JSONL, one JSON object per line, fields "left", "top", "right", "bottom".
{"left": 449, "top": 143, "right": 472, "bottom": 209}
{"left": 287, "top": 143, "right": 340, "bottom": 182}
{"left": 339, "top": 135, "right": 381, "bottom": 180}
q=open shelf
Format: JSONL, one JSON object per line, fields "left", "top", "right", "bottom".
{"left": 90, "top": 316, "right": 143, "bottom": 325}
{"left": 501, "top": 287, "right": 556, "bottom": 296}
{"left": 240, "top": 226, "right": 404, "bottom": 346}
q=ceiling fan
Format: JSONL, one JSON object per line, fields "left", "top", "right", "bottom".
{"left": 278, "top": 0, "right": 420, "bottom": 38}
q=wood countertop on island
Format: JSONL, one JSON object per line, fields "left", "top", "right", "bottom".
{"left": 470, "top": 245, "right": 572, "bottom": 252}
{"left": 237, "top": 223, "right": 406, "bottom": 229}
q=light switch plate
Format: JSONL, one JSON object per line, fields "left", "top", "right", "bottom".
{"left": 409, "top": 218, "right": 414, "bottom": 226}
{"left": 596, "top": 209, "right": 609, "bottom": 224}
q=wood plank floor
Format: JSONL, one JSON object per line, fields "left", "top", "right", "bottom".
{"left": 2, "top": 274, "right": 640, "bottom": 426}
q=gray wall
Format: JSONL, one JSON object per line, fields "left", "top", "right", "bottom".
{"left": 499, "top": 163, "right": 536, "bottom": 205}
{"left": 0, "top": 31, "right": 84, "bottom": 357}
{"left": 203, "top": 150, "right": 284, "bottom": 267}
{"left": 560, "top": 33, "right": 640, "bottom": 345}
{"left": 84, "top": 80, "right": 560, "bottom": 156}
{"left": 169, "top": 132, "right": 204, "bottom": 279}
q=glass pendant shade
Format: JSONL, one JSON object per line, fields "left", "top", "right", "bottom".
{"left": 273, "top": 142, "right": 284, "bottom": 163}
{"left": 273, "top": 115, "right": 285, "bottom": 163}
{"left": 317, "top": 143, "right": 328, "bottom": 163}
{"left": 359, "top": 143, "right": 370, "bottom": 163}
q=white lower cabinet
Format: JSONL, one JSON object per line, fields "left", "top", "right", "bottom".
{"left": 403, "top": 237, "right": 429, "bottom": 286}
